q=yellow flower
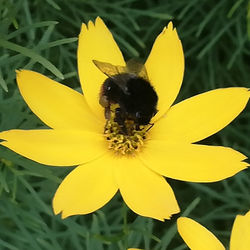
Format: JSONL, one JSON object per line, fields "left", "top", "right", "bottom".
{"left": 177, "top": 211, "right": 250, "bottom": 250}
{"left": 0, "top": 17, "right": 249, "bottom": 220}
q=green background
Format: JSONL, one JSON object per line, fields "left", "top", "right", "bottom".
{"left": 0, "top": 0, "right": 249, "bottom": 249}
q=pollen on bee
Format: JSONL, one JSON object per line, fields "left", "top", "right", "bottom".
{"left": 104, "top": 109, "right": 148, "bottom": 155}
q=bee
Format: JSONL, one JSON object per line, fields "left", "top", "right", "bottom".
{"left": 93, "top": 60, "right": 158, "bottom": 132}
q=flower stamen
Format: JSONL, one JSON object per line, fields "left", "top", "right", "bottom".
{"left": 104, "top": 105, "right": 149, "bottom": 155}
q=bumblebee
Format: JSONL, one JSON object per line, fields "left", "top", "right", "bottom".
{"left": 94, "top": 60, "right": 158, "bottom": 131}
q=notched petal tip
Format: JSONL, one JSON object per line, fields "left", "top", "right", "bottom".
{"left": 80, "top": 17, "right": 105, "bottom": 35}
{"left": 157, "top": 208, "right": 180, "bottom": 221}
{"left": 61, "top": 211, "right": 71, "bottom": 219}
{"left": 242, "top": 87, "right": 250, "bottom": 93}
{"left": 87, "top": 20, "right": 94, "bottom": 29}
{"left": 0, "top": 141, "right": 7, "bottom": 148}
{"left": 240, "top": 87, "right": 250, "bottom": 99}
{"left": 127, "top": 200, "right": 180, "bottom": 221}
{"left": 52, "top": 203, "right": 61, "bottom": 216}
{"left": 80, "top": 23, "right": 87, "bottom": 34}
{"left": 53, "top": 195, "right": 66, "bottom": 218}
{"left": 16, "top": 69, "right": 40, "bottom": 85}
{"left": 15, "top": 69, "right": 27, "bottom": 77}
{"left": 95, "top": 16, "right": 104, "bottom": 26}
{"left": 160, "top": 21, "right": 178, "bottom": 38}
{"left": 54, "top": 207, "right": 73, "bottom": 219}
{"left": 15, "top": 69, "right": 22, "bottom": 75}
{"left": 160, "top": 208, "right": 180, "bottom": 222}
{"left": 167, "top": 21, "right": 173, "bottom": 30}
{"left": 0, "top": 130, "right": 12, "bottom": 141}
{"left": 0, "top": 131, "right": 10, "bottom": 145}
{"left": 161, "top": 26, "right": 167, "bottom": 33}
{"left": 158, "top": 218, "right": 165, "bottom": 222}
{"left": 241, "top": 161, "right": 249, "bottom": 170}
{"left": 161, "top": 21, "right": 174, "bottom": 34}
{"left": 53, "top": 208, "right": 69, "bottom": 220}
{"left": 53, "top": 187, "right": 79, "bottom": 219}
{"left": 153, "top": 212, "right": 178, "bottom": 222}
{"left": 53, "top": 198, "right": 69, "bottom": 219}
{"left": 53, "top": 203, "right": 71, "bottom": 219}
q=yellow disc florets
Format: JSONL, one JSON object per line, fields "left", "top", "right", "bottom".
{"left": 104, "top": 107, "right": 149, "bottom": 155}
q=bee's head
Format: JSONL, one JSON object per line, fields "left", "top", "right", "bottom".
{"left": 134, "top": 109, "right": 158, "bottom": 125}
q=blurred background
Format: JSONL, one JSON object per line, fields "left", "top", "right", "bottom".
{"left": 0, "top": 0, "right": 249, "bottom": 249}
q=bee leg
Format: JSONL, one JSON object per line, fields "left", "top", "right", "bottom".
{"left": 146, "top": 123, "right": 154, "bottom": 132}
{"left": 135, "top": 124, "right": 141, "bottom": 130}
{"left": 104, "top": 107, "right": 111, "bottom": 120}
{"left": 114, "top": 108, "right": 127, "bottom": 134}
{"left": 99, "top": 95, "right": 109, "bottom": 108}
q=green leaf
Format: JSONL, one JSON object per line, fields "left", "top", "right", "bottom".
{"left": 0, "top": 71, "right": 8, "bottom": 92}
{"left": 0, "top": 38, "right": 64, "bottom": 79}
{"left": 7, "top": 21, "right": 58, "bottom": 40}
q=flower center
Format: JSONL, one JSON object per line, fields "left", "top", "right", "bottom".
{"left": 104, "top": 104, "right": 149, "bottom": 155}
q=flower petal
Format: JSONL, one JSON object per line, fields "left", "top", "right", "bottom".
{"left": 177, "top": 217, "right": 225, "bottom": 250}
{"left": 140, "top": 140, "right": 248, "bottom": 182}
{"left": 53, "top": 155, "right": 118, "bottom": 218}
{"left": 114, "top": 156, "right": 179, "bottom": 221}
{"left": 78, "top": 17, "right": 125, "bottom": 120}
{"left": 145, "top": 22, "right": 184, "bottom": 122}
{"left": 0, "top": 129, "right": 106, "bottom": 166}
{"left": 16, "top": 70, "right": 101, "bottom": 132}
{"left": 230, "top": 211, "right": 250, "bottom": 250}
{"left": 152, "top": 88, "right": 250, "bottom": 143}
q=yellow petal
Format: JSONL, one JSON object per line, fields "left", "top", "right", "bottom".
{"left": 0, "top": 129, "right": 106, "bottom": 166}
{"left": 16, "top": 70, "right": 101, "bottom": 132}
{"left": 177, "top": 217, "right": 225, "bottom": 250}
{"left": 78, "top": 17, "right": 125, "bottom": 120}
{"left": 114, "top": 156, "right": 180, "bottom": 221}
{"left": 230, "top": 211, "right": 250, "bottom": 250}
{"left": 53, "top": 155, "right": 118, "bottom": 218}
{"left": 152, "top": 88, "right": 250, "bottom": 143}
{"left": 140, "top": 140, "right": 248, "bottom": 182}
{"left": 145, "top": 22, "right": 184, "bottom": 122}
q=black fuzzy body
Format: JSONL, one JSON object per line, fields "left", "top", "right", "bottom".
{"left": 101, "top": 73, "right": 158, "bottom": 126}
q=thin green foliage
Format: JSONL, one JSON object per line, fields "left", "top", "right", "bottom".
{"left": 0, "top": 0, "right": 249, "bottom": 249}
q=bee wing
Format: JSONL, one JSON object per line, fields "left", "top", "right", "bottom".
{"left": 93, "top": 60, "right": 129, "bottom": 95}
{"left": 93, "top": 59, "right": 149, "bottom": 95}
{"left": 93, "top": 60, "right": 126, "bottom": 77}
{"left": 126, "top": 59, "right": 149, "bottom": 80}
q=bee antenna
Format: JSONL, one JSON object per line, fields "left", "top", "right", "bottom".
{"left": 146, "top": 123, "right": 154, "bottom": 132}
